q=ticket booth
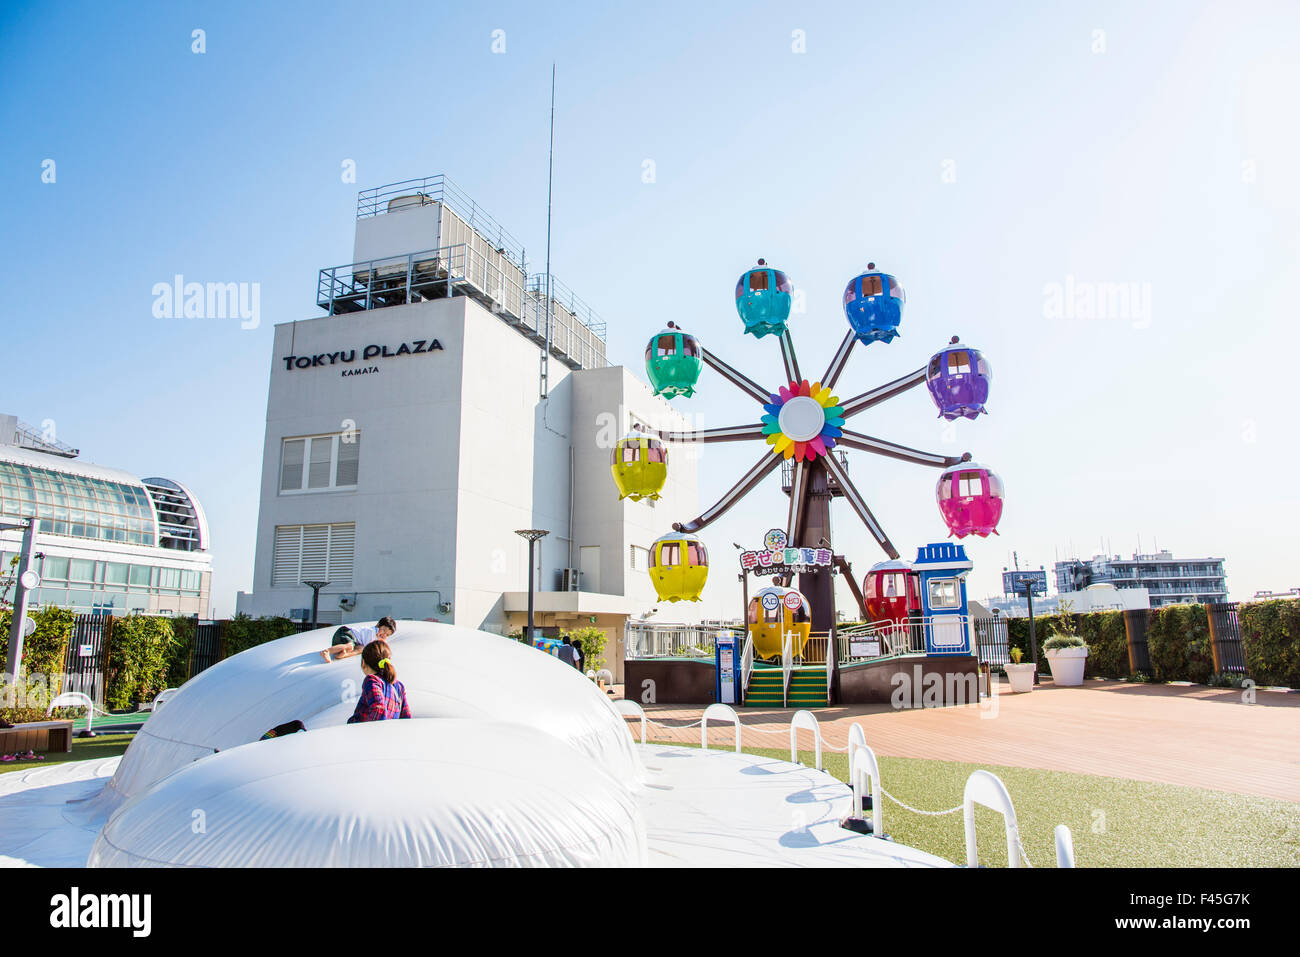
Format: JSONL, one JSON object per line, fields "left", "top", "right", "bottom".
{"left": 913, "top": 542, "right": 973, "bottom": 656}
{"left": 715, "top": 630, "right": 739, "bottom": 705}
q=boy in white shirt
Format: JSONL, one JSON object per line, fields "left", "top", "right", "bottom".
{"left": 320, "top": 616, "right": 396, "bottom": 662}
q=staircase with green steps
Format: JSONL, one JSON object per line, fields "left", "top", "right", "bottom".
{"left": 743, "top": 666, "right": 828, "bottom": 708}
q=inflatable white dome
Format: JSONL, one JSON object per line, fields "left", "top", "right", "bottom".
{"left": 95, "top": 621, "right": 641, "bottom": 810}
{"left": 88, "top": 720, "right": 647, "bottom": 867}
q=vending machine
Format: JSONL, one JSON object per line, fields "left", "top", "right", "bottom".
{"left": 715, "top": 630, "right": 738, "bottom": 704}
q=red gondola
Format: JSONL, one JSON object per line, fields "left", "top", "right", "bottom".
{"left": 863, "top": 560, "right": 920, "bottom": 626}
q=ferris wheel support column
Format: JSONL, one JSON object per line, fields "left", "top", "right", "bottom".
{"left": 785, "top": 459, "right": 809, "bottom": 545}
{"left": 796, "top": 461, "right": 837, "bottom": 633}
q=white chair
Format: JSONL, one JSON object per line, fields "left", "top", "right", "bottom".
{"left": 701, "top": 703, "right": 742, "bottom": 753}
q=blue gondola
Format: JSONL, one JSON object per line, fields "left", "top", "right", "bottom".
{"left": 735, "top": 259, "right": 793, "bottom": 339}
{"left": 843, "top": 263, "right": 904, "bottom": 345}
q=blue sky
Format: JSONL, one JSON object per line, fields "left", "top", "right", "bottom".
{"left": 2, "top": 0, "right": 1295, "bottom": 617}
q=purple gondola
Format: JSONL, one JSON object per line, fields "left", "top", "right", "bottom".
{"left": 926, "top": 336, "right": 991, "bottom": 421}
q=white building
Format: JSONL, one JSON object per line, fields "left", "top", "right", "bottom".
{"left": 0, "top": 415, "right": 213, "bottom": 616}
{"left": 984, "top": 582, "right": 1151, "bottom": 618}
{"left": 235, "top": 176, "right": 698, "bottom": 677}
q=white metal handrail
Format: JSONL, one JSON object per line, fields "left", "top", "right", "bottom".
{"left": 789, "top": 709, "right": 823, "bottom": 771}
{"left": 1054, "top": 824, "right": 1076, "bottom": 868}
{"left": 615, "top": 699, "right": 646, "bottom": 744}
{"left": 701, "top": 703, "right": 742, "bottom": 753}
{"left": 781, "top": 630, "right": 793, "bottom": 708}
{"left": 838, "top": 615, "right": 974, "bottom": 663}
{"left": 150, "top": 688, "right": 179, "bottom": 711}
{"left": 625, "top": 623, "right": 722, "bottom": 660}
{"left": 849, "top": 741, "right": 885, "bottom": 838}
{"left": 47, "top": 691, "right": 95, "bottom": 734}
{"left": 963, "top": 769, "right": 1022, "bottom": 868}
{"left": 740, "top": 632, "right": 754, "bottom": 701}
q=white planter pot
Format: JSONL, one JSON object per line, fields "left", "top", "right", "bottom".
{"left": 1004, "top": 663, "right": 1036, "bottom": 693}
{"left": 1045, "top": 647, "right": 1089, "bottom": 687}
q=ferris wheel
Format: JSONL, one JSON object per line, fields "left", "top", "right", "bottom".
{"left": 610, "top": 260, "right": 1003, "bottom": 622}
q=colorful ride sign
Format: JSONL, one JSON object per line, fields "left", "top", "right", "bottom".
{"left": 739, "top": 528, "right": 832, "bottom": 578}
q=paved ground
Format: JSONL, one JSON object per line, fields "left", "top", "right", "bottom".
{"left": 613, "top": 679, "right": 1300, "bottom": 802}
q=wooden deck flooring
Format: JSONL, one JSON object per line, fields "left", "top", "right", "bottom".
{"left": 617, "top": 679, "right": 1300, "bottom": 802}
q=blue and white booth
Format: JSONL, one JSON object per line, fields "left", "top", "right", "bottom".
{"left": 913, "top": 542, "right": 973, "bottom": 656}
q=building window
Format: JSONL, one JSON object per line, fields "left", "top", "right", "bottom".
{"left": 280, "top": 433, "right": 361, "bottom": 493}
{"left": 928, "top": 578, "right": 961, "bottom": 609}
{"left": 272, "top": 522, "right": 355, "bottom": 586}
{"left": 630, "top": 545, "right": 651, "bottom": 570}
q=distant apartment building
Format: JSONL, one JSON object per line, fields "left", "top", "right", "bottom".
{"left": 1054, "top": 551, "right": 1227, "bottom": 608}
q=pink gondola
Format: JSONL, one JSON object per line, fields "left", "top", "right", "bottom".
{"left": 936, "top": 462, "right": 1004, "bottom": 538}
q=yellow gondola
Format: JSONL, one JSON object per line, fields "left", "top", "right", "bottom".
{"left": 747, "top": 586, "right": 812, "bottom": 661}
{"left": 610, "top": 431, "right": 668, "bottom": 501}
{"left": 648, "top": 532, "right": 708, "bottom": 602}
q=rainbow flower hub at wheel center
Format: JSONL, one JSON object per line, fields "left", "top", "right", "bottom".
{"left": 760, "top": 380, "right": 846, "bottom": 462}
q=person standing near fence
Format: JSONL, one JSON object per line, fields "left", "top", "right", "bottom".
{"left": 556, "top": 635, "right": 579, "bottom": 670}
{"left": 571, "top": 637, "right": 586, "bottom": 674}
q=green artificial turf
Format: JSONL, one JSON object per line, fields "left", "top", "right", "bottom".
{"left": 652, "top": 741, "right": 1300, "bottom": 867}
{"left": 0, "top": 733, "right": 134, "bottom": 775}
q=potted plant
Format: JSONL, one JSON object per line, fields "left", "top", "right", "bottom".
{"left": 1004, "top": 645, "right": 1036, "bottom": 693}
{"left": 1042, "top": 603, "right": 1089, "bottom": 686}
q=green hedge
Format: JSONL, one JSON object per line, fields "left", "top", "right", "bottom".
{"left": 1239, "top": 598, "right": 1300, "bottom": 688}
{"left": 1146, "top": 604, "right": 1213, "bottom": 684}
{"left": 220, "top": 613, "right": 296, "bottom": 659}
{"left": 165, "top": 615, "right": 196, "bottom": 689}
{"left": 1078, "top": 611, "right": 1128, "bottom": 678}
{"left": 0, "top": 606, "right": 77, "bottom": 719}
{"left": 105, "top": 615, "right": 177, "bottom": 710}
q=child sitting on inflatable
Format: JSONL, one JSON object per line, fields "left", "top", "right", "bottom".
{"left": 321, "top": 616, "right": 396, "bottom": 663}
{"left": 347, "top": 639, "right": 411, "bottom": 724}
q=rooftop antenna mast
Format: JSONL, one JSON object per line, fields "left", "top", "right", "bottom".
{"left": 540, "top": 64, "right": 556, "bottom": 399}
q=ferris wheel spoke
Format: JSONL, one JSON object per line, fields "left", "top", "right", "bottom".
{"left": 785, "top": 459, "right": 809, "bottom": 543}
{"left": 822, "top": 451, "right": 900, "bottom": 560}
{"left": 820, "top": 329, "right": 857, "bottom": 390}
{"left": 653, "top": 424, "right": 767, "bottom": 444}
{"left": 672, "top": 452, "right": 781, "bottom": 534}
{"left": 701, "top": 348, "right": 773, "bottom": 406}
{"left": 840, "top": 367, "right": 927, "bottom": 417}
{"left": 837, "top": 429, "right": 965, "bottom": 468}
{"left": 778, "top": 330, "right": 802, "bottom": 383}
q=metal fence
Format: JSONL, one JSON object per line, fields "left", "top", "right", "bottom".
{"left": 189, "top": 620, "right": 223, "bottom": 677}
{"left": 1206, "top": 602, "right": 1247, "bottom": 674}
{"left": 63, "top": 614, "right": 110, "bottom": 702}
{"left": 974, "top": 615, "right": 1010, "bottom": 666}
{"left": 836, "top": 618, "right": 928, "bottom": 663}
{"left": 1122, "top": 609, "right": 1152, "bottom": 673}
{"left": 625, "top": 623, "right": 723, "bottom": 659}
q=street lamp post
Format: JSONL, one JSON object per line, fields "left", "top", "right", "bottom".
{"left": 2, "top": 519, "right": 38, "bottom": 686}
{"left": 732, "top": 543, "right": 748, "bottom": 636}
{"left": 302, "top": 580, "right": 330, "bottom": 628}
{"left": 1022, "top": 580, "right": 1040, "bottom": 685}
{"left": 515, "top": 529, "right": 550, "bottom": 644}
